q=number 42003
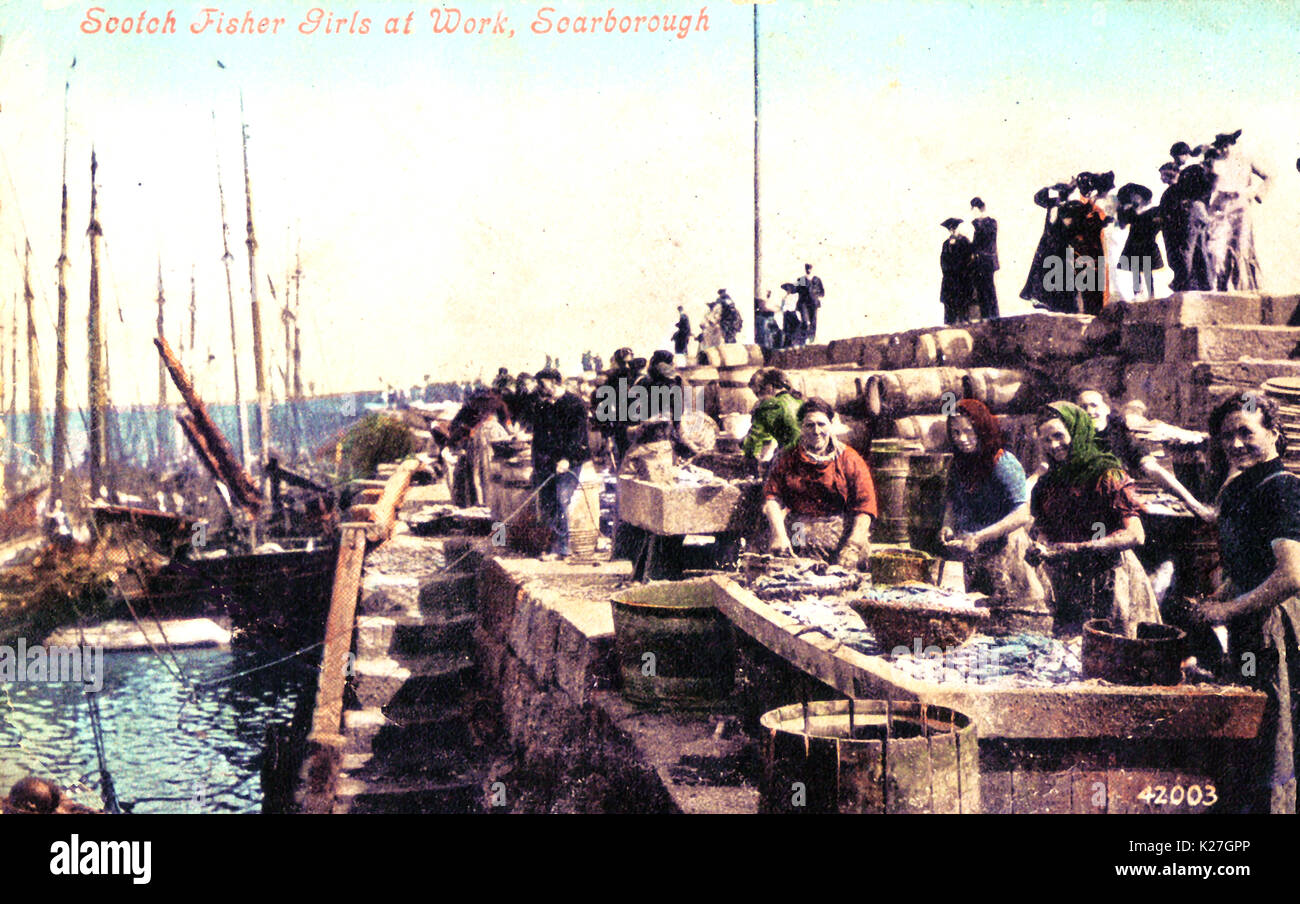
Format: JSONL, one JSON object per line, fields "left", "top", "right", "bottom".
{"left": 1137, "top": 784, "right": 1218, "bottom": 807}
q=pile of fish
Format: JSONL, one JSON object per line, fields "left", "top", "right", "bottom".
{"left": 887, "top": 631, "right": 1083, "bottom": 688}
{"left": 672, "top": 463, "right": 726, "bottom": 486}
{"left": 857, "top": 582, "right": 984, "bottom": 611}
{"left": 740, "top": 557, "right": 866, "bottom": 602}
{"left": 766, "top": 595, "right": 883, "bottom": 657}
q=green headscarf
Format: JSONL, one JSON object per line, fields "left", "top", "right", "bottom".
{"left": 1037, "top": 401, "right": 1126, "bottom": 490}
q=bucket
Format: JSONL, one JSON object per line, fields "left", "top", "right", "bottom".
{"left": 1082, "top": 619, "right": 1186, "bottom": 686}
{"left": 759, "top": 699, "right": 980, "bottom": 813}
{"left": 611, "top": 579, "right": 735, "bottom": 709}
{"left": 869, "top": 439, "right": 922, "bottom": 545}
{"left": 566, "top": 469, "right": 604, "bottom": 557}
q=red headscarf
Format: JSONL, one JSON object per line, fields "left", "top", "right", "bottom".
{"left": 948, "top": 398, "right": 1004, "bottom": 489}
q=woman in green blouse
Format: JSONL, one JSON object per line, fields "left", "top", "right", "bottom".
{"left": 742, "top": 368, "right": 803, "bottom": 471}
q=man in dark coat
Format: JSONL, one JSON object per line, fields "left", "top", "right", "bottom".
{"left": 940, "top": 218, "right": 974, "bottom": 325}
{"left": 671, "top": 306, "right": 691, "bottom": 358}
{"left": 795, "top": 263, "right": 825, "bottom": 343}
{"left": 531, "top": 368, "right": 591, "bottom": 560}
{"left": 969, "top": 197, "right": 1000, "bottom": 320}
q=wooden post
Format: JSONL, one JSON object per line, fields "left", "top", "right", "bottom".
{"left": 155, "top": 335, "right": 261, "bottom": 511}
{"left": 23, "top": 242, "right": 44, "bottom": 466}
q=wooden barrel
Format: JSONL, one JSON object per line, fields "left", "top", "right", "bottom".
{"left": 718, "top": 365, "right": 760, "bottom": 388}
{"left": 1082, "top": 619, "right": 1187, "bottom": 686}
{"left": 961, "top": 367, "right": 1030, "bottom": 414}
{"left": 892, "top": 414, "right": 949, "bottom": 451}
{"left": 745, "top": 344, "right": 766, "bottom": 366}
{"left": 869, "top": 439, "right": 921, "bottom": 544}
{"left": 880, "top": 334, "right": 913, "bottom": 370}
{"left": 866, "top": 368, "right": 964, "bottom": 417}
{"left": 906, "top": 452, "right": 951, "bottom": 554}
{"left": 759, "top": 699, "right": 980, "bottom": 814}
{"left": 681, "top": 365, "right": 719, "bottom": 386}
{"left": 611, "top": 580, "right": 735, "bottom": 708}
{"left": 717, "top": 343, "right": 752, "bottom": 367}
{"left": 699, "top": 383, "right": 721, "bottom": 419}
{"left": 914, "top": 329, "right": 974, "bottom": 368}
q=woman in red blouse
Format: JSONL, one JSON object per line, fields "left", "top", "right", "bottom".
{"left": 762, "top": 398, "right": 877, "bottom": 569}
{"left": 1029, "top": 401, "right": 1159, "bottom": 636}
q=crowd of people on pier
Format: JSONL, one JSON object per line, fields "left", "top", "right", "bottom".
{"left": 431, "top": 318, "right": 1299, "bottom": 813}
{"left": 1014, "top": 130, "right": 1270, "bottom": 314}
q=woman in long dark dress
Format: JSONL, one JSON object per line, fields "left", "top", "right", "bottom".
{"left": 939, "top": 218, "right": 974, "bottom": 325}
{"left": 1199, "top": 394, "right": 1300, "bottom": 813}
{"left": 1029, "top": 402, "right": 1160, "bottom": 637}
{"left": 1116, "top": 182, "right": 1164, "bottom": 300}
{"left": 1020, "top": 181, "right": 1073, "bottom": 311}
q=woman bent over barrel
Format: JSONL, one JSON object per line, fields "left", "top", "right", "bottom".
{"left": 762, "top": 398, "right": 877, "bottom": 569}
{"left": 940, "top": 399, "right": 1051, "bottom": 631}
{"left": 1027, "top": 401, "right": 1160, "bottom": 637}
{"left": 1197, "top": 393, "right": 1300, "bottom": 813}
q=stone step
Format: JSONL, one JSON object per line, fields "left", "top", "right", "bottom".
{"left": 418, "top": 572, "right": 478, "bottom": 617}
{"left": 355, "top": 613, "right": 477, "bottom": 659}
{"left": 334, "top": 777, "right": 488, "bottom": 814}
{"left": 1169, "top": 325, "right": 1300, "bottom": 363}
{"left": 358, "top": 570, "right": 476, "bottom": 620}
{"left": 342, "top": 703, "right": 473, "bottom": 755}
{"left": 350, "top": 652, "right": 476, "bottom": 709}
{"left": 1190, "top": 358, "right": 1300, "bottom": 387}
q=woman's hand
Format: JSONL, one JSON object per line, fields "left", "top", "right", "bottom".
{"left": 836, "top": 542, "right": 864, "bottom": 570}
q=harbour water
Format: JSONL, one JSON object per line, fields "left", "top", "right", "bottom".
{"left": 0, "top": 645, "right": 315, "bottom": 813}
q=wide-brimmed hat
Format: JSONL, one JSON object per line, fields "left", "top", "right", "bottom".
{"left": 1170, "top": 141, "right": 1192, "bottom": 157}
{"left": 1213, "top": 129, "right": 1242, "bottom": 147}
{"left": 1117, "top": 182, "right": 1153, "bottom": 206}
{"left": 536, "top": 368, "right": 562, "bottom": 383}
{"left": 941, "top": 217, "right": 963, "bottom": 230}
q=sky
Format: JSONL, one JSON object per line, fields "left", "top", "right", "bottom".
{"left": 0, "top": 0, "right": 1298, "bottom": 407}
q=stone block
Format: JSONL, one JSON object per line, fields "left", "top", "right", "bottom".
{"left": 525, "top": 598, "right": 561, "bottom": 686}
{"left": 617, "top": 476, "right": 762, "bottom": 535}
{"left": 1263, "top": 294, "right": 1300, "bottom": 326}
{"left": 506, "top": 592, "right": 535, "bottom": 658}
{"left": 1066, "top": 355, "right": 1126, "bottom": 399}
{"left": 359, "top": 573, "right": 420, "bottom": 617}
{"left": 1120, "top": 321, "right": 1165, "bottom": 361}
{"left": 992, "top": 313, "right": 1092, "bottom": 363}
{"left": 1174, "top": 325, "right": 1300, "bottom": 362}
{"left": 355, "top": 615, "right": 396, "bottom": 659}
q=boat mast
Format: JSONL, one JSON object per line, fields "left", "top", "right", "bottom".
{"left": 156, "top": 259, "right": 169, "bottom": 464}
{"left": 51, "top": 77, "right": 71, "bottom": 503}
{"left": 23, "top": 242, "right": 45, "bottom": 466}
{"left": 292, "top": 246, "right": 303, "bottom": 402}
{"left": 87, "top": 150, "right": 106, "bottom": 496}
{"left": 239, "top": 93, "right": 270, "bottom": 477}
{"left": 213, "top": 111, "right": 252, "bottom": 469}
